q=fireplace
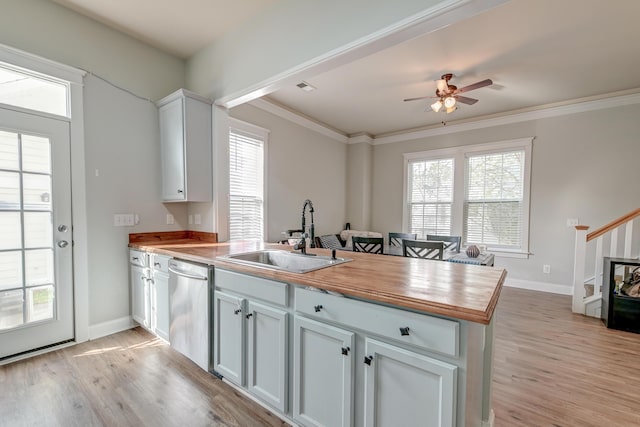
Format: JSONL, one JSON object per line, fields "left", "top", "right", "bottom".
{"left": 602, "top": 257, "right": 640, "bottom": 333}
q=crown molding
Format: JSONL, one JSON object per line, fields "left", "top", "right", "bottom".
{"left": 348, "top": 134, "right": 374, "bottom": 145}
{"left": 248, "top": 98, "right": 348, "bottom": 143}
{"left": 250, "top": 90, "right": 640, "bottom": 147}
{"left": 373, "top": 91, "right": 640, "bottom": 145}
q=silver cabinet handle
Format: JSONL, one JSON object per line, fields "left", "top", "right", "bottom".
{"left": 58, "top": 224, "right": 68, "bottom": 232}
{"left": 57, "top": 240, "right": 69, "bottom": 248}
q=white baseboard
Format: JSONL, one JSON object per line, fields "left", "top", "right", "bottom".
{"left": 88, "top": 316, "right": 135, "bottom": 340}
{"left": 504, "top": 278, "right": 573, "bottom": 295}
{"left": 481, "top": 409, "right": 495, "bottom": 427}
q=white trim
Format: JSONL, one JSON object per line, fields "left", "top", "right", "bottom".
{"left": 88, "top": 316, "right": 136, "bottom": 340}
{"left": 347, "top": 134, "right": 374, "bottom": 145}
{"left": 0, "top": 43, "right": 90, "bottom": 345}
{"left": 248, "top": 98, "right": 347, "bottom": 143}
{"left": 402, "top": 138, "right": 533, "bottom": 254}
{"left": 217, "top": 0, "right": 508, "bottom": 108}
{"left": 247, "top": 89, "right": 640, "bottom": 148}
{"left": 0, "top": 42, "right": 85, "bottom": 84}
{"left": 504, "top": 278, "right": 572, "bottom": 296}
{"left": 481, "top": 409, "right": 495, "bottom": 427}
{"left": 227, "top": 118, "right": 269, "bottom": 242}
{"left": 375, "top": 91, "right": 640, "bottom": 145}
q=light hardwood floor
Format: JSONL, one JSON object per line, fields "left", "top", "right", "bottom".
{"left": 2, "top": 287, "right": 640, "bottom": 426}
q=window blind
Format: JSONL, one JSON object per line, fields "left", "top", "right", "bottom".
{"left": 229, "top": 128, "right": 264, "bottom": 241}
{"left": 464, "top": 150, "right": 524, "bottom": 249}
{"left": 407, "top": 158, "right": 453, "bottom": 238}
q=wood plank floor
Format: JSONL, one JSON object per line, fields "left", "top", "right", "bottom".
{"left": 2, "top": 286, "right": 640, "bottom": 426}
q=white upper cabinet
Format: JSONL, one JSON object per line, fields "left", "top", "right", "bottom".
{"left": 157, "top": 89, "right": 212, "bottom": 202}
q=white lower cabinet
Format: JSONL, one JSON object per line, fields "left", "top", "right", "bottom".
{"left": 247, "top": 301, "right": 288, "bottom": 412}
{"left": 130, "top": 250, "right": 150, "bottom": 328}
{"left": 213, "top": 269, "right": 289, "bottom": 413}
{"left": 363, "top": 338, "right": 457, "bottom": 427}
{"left": 293, "top": 316, "right": 354, "bottom": 427}
{"left": 150, "top": 254, "right": 170, "bottom": 341}
{"left": 129, "top": 250, "right": 170, "bottom": 342}
{"left": 214, "top": 291, "right": 245, "bottom": 386}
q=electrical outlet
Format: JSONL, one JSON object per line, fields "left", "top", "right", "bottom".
{"left": 566, "top": 218, "right": 579, "bottom": 227}
{"left": 543, "top": 264, "right": 551, "bottom": 274}
{"left": 188, "top": 215, "right": 193, "bottom": 225}
{"left": 166, "top": 214, "right": 174, "bottom": 225}
{"left": 194, "top": 214, "right": 201, "bottom": 225}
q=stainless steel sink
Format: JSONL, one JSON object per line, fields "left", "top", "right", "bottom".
{"left": 219, "top": 250, "right": 352, "bottom": 273}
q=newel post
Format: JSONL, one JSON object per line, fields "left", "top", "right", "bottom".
{"left": 572, "top": 225, "right": 590, "bottom": 313}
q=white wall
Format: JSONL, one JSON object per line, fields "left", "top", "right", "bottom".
{"left": 225, "top": 104, "right": 348, "bottom": 242}
{"left": 370, "top": 103, "right": 640, "bottom": 290}
{"left": 83, "top": 75, "right": 188, "bottom": 325}
{"left": 0, "top": 0, "right": 188, "bottom": 329}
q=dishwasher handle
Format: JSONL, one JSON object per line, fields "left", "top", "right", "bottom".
{"left": 168, "top": 266, "right": 209, "bottom": 281}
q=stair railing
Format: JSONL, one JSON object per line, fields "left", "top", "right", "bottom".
{"left": 572, "top": 208, "right": 640, "bottom": 314}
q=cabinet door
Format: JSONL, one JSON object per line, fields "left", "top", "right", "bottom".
{"left": 363, "top": 338, "right": 457, "bottom": 427}
{"left": 294, "top": 316, "right": 354, "bottom": 427}
{"left": 152, "top": 271, "right": 170, "bottom": 341}
{"left": 159, "top": 97, "right": 186, "bottom": 201}
{"left": 214, "top": 291, "right": 246, "bottom": 386}
{"left": 131, "top": 264, "right": 149, "bottom": 328}
{"left": 247, "top": 301, "right": 288, "bottom": 413}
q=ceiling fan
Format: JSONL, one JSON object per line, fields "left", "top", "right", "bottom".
{"left": 404, "top": 73, "right": 493, "bottom": 113}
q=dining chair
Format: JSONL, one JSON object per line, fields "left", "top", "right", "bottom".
{"left": 402, "top": 239, "right": 444, "bottom": 260}
{"left": 426, "top": 235, "right": 462, "bottom": 253}
{"left": 388, "top": 232, "right": 417, "bottom": 248}
{"left": 316, "top": 234, "right": 344, "bottom": 250}
{"left": 352, "top": 236, "right": 384, "bottom": 254}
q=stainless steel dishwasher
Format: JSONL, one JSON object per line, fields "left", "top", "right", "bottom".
{"left": 168, "top": 258, "right": 212, "bottom": 371}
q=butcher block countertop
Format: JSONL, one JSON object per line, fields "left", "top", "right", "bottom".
{"left": 129, "top": 233, "right": 506, "bottom": 325}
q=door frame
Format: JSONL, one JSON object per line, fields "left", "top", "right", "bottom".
{"left": 0, "top": 43, "right": 89, "bottom": 353}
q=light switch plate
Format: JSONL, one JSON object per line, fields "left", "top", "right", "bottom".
{"left": 194, "top": 214, "right": 201, "bottom": 225}
{"left": 566, "top": 218, "right": 579, "bottom": 227}
{"left": 166, "top": 214, "right": 175, "bottom": 225}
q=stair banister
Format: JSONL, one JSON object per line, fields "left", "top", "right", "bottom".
{"left": 573, "top": 208, "right": 640, "bottom": 315}
{"left": 572, "top": 225, "right": 589, "bottom": 313}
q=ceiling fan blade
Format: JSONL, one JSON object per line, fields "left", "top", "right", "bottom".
{"left": 403, "top": 95, "right": 434, "bottom": 102}
{"left": 455, "top": 95, "right": 478, "bottom": 105}
{"left": 455, "top": 79, "right": 493, "bottom": 94}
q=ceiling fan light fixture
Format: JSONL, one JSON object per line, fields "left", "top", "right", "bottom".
{"left": 446, "top": 106, "right": 457, "bottom": 114}
{"left": 436, "top": 79, "right": 448, "bottom": 93}
{"left": 431, "top": 100, "right": 443, "bottom": 112}
{"left": 444, "top": 96, "right": 456, "bottom": 109}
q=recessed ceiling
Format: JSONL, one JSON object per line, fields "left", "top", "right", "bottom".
{"left": 50, "top": 0, "right": 281, "bottom": 58}
{"left": 266, "top": 0, "right": 640, "bottom": 136}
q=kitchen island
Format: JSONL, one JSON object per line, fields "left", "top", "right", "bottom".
{"left": 130, "top": 233, "right": 506, "bottom": 427}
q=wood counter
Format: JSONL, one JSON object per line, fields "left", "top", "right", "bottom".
{"left": 129, "top": 239, "right": 506, "bottom": 324}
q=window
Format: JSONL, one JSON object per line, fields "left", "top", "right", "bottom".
{"left": 404, "top": 138, "right": 532, "bottom": 257}
{"left": 465, "top": 150, "right": 525, "bottom": 248}
{"left": 0, "top": 62, "right": 69, "bottom": 117}
{"left": 228, "top": 121, "right": 267, "bottom": 241}
{"left": 407, "top": 158, "right": 453, "bottom": 238}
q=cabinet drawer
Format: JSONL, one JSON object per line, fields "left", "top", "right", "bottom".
{"left": 215, "top": 269, "right": 288, "bottom": 307}
{"left": 129, "top": 249, "right": 148, "bottom": 267}
{"left": 152, "top": 254, "right": 171, "bottom": 274}
{"left": 295, "top": 287, "right": 459, "bottom": 358}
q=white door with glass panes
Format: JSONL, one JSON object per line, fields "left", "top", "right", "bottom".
{"left": 0, "top": 107, "right": 73, "bottom": 359}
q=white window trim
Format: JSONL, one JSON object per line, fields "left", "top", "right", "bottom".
{"left": 403, "top": 137, "right": 533, "bottom": 259}
{"left": 227, "top": 117, "right": 269, "bottom": 241}
{"left": 0, "top": 43, "right": 89, "bottom": 341}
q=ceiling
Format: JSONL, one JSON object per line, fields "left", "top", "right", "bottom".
{"left": 50, "top": 0, "right": 281, "bottom": 58}
{"left": 50, "top": 0, "right": 640, "bottom": 137}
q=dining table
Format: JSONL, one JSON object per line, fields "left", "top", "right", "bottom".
{"left": 341, "top": 244, "right": 495, "bottom": 266}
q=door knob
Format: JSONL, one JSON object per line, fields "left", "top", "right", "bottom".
{"left": 57, "top": 240, "right": 69, "bottom": 248}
